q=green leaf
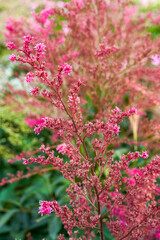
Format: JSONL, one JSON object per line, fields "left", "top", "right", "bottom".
{"left": 0, "top": 209, "right": 18, "bottom": 228}
{"left": 48, "top": 217, "right": 62, "bottom": 239}
{"left": 104, "top": 167, "right": 110, "bottom": 178}
{"left": 103, "top": 223, "right": 115, "bottom": 240}
{"left": 0, "top": 225, "right": 10, "bottom": 234}
{"left": 36, "top": 215, "right": 51, "bottom": 223}
{"left": 55, "top": 185, "right": 66, "bottom": 196}
{"left": 0, "top": 183, "right": 18, "bottom": 202}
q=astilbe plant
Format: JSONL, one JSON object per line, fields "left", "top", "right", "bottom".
{"left": 3, "top": 23, "right": 160, "bottom": 240}
{"left": 1, "top": 0, "right": 160, "bottom": 239}
{"left": 3, "top": 0, "right": 160, "bottom": 151}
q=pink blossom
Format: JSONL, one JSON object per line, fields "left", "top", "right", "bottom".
{"left": 30, "top": 87, "right": 39, "bottom": 96}
{"left": 95, "top": 45, "right": 119, "bottom": 59}
{"left": 72, "top": 0, "right": 85, "bottom": 8}
{"left": 128, "top": 107, "right": 137, "bottom": 114}
{"left": 23, "top": 35, "right": 32, "bottom": 44}
{"left": 22, "top": 158, "right": 29, "bottom": 165}
{"left": 25, "top": 118, "right": 44, "bottom": 128}
{"left": 57, "top": 1, "right": 65, "bottom": 8}
{"left": 26, "top": 72, "right": 35, "bottom": 82}
{"left": 40, "top": 145, "right": 45, "bottom": 152}
{"left": 126, "top": 168, "right": 142, "bottom": 176}
{"left": 39, "top": 200, "right": 53, "bottom": 216}
{"left": 56, "top": 143, "right": 68, "bottom": 155}
{"left": 59, "top": 234, "right": 66, "bottom": 240}
{"left": 3, "top": 1, "right": 160, "bottom": 238}
{"left": 57, "top": 36, "right": 66, "bottom": 44}
{"left": 112, "top": 106, "right": 121, "bottom": 114}
{"left": 9, "top": 54, "right": 16, "bottom": 63}
{"left": 35, "top": 43, "right": 46, "bottom": 53}
{"left": 40, "top": 8, "right": 53, "bottom": 24}
{"left": 113, "top": 125, "right": 120, "bottom": 134}
{"left": 63, "top": 63, "right": 72, "bottom": 75}
{"left": 113, "top": 206, "right": 126, "bottom": 220}
{"left": 63, "top": 25, "right": 70, "bottom": 35}
{"left": 129, "top": 178, "right": 136, "bottom": 185}
{"left": 125, "top": 6, "right": 138, "bottom": 17}
{"left": 150, "top": 54, "right": 160, "bottom": 66}
{"left": 124, "top": 6, "right": 138, "bottom": 23}
{"left": 6, "top": 42, "right": 16, "bottom": 50}
{"left": 6, "top": 20, "right": 14, "bottom": 31}
{"left": 141, "top": 151, "right": 149, "bottom": 159}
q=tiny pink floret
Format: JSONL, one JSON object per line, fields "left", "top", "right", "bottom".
{"left": 26, "top": 72, "right": 35, "bottom": 82}
{"left": 39, "top": 200, "right": 53, "bottom": 216}
{"left": 7, "top": 42, "right": 16, "bottom": 50}
{"left": 141, "top": 151, "right": 149, "bottom": 159}
{"left": 30, "top": 87, "right": 39, "bottom": 96}
{"left": 63, "top": 63, "right": 72, "bottom": 75}
{"left": 22, "top": 158, "right": 29, "bottom": 165}
{"left": 9, "top": 54, "right": 17, "bottom": 63}
{"left": 113, "top": 125, "right": 120, "bottom": 134}
{"left": 35, "top": 43, "right": 46, "bottom": 52}
{"left": 150, "top": 54, "right": 160, "bottom": 66}
{"left": 128, "top": 107, "right": 137, "bottom": 114}
{"left": 56, "top": 143, "right": 68, "bottom": 155}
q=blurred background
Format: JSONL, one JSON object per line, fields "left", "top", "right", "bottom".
{"left": 0, "top": 0, "right": 160, "bottom": 240}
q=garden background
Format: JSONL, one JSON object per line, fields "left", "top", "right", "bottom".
{"left": 0, "top": 0, "right": 160, "bottom": 239}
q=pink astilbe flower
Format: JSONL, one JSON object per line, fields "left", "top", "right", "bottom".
{"left": 22, "top": 158, "right": 29, "bottom": 165}
{"left": 150, "top": 54, "right": 160, "bottom": 66}
{"left": 62, "top": 63, "right": 72, "bottom": 75}
{"left": 128, "top": 107, "right": 137, "bottom": 114}
{"left": 95, "top": 44, "right": 119, "bottom": 59}
{"left": 141, "top": 150, "right": 149, "bottom": 159}
{"left": 40, "top": 144, "right": 45, "bottom": 152}
{"left": 9, "top": 54, "right": 17, "bottom": 62}
{"left": 2, "top": 0, "right": 160, "bottom": 239}
{"left": 56, "top": 143, "right": 68, "bottom": 155}
{"left": 23, "top": 35, "right": 33, "bottom": 56}
{"left": 6, "top": 42, "right": 16, "bottom": 50}
{"left": 38, "top": 8, "right": 54, "bottom": 24}
{"left": 26, "top": 72, "right": 35, "bottom": 83}
{"left": 30, "top": 87, "right": 39, "bottom": 96}
{"left": 25, "top": 117, "right": 44, "bottom": 128}
{"left": 113, "top": 125, "right": 120, "bottom": 134}
{"left": 39, "top": 200, "right": 54, "bottom": 216}
{"left": 126, "top": 168, "right": 142, "bottom": 176}
{"left": 72, "top": 0, "right": 85, "bottom": 8}
{"left": 35, "top": 43, "right": 46, "bottom": 53}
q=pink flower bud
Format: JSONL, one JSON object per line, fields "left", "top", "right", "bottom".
{"left": 6, "top": 42, "right": 16, "bottom": 50}
{"left": 39, "top": 200, "right": 53, "bottom": 216}
{"left": 35, "top": 43, "right": 46, "bottom": 52}
{"left": 63, "top": 63, "right": 72, "bottom": 75}
{"left": 26, "top": 72, "right": 35, "bottom": 82}
{"left": 128, "top": 107, "right": 137, "bottom": 114}
{"left": 9, "top": 54, "right": 17, "bottom": 63}
{"left": 141, "top": 151, "right": 149, "bottom": 159}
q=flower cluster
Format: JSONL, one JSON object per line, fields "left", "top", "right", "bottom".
{"left": 39, "top": 200, "right": 54, "bottom": 216}
{"left": 95, "top": 44, "right": 119, "bottom": 59}
{"left": 1, "top": 0, "right": 160, "bottom": 239}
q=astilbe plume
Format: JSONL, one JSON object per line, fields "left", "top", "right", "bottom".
{"left": 3, "top": 0, "right": 160, "bottom": 150}
{"left": 1, "top": 0, "right": 160, "bottom": 239}
{"left": 2, "top": 15, "right": 160, "bottom": 238}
